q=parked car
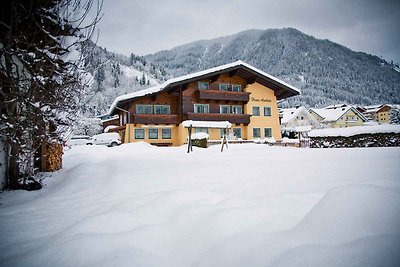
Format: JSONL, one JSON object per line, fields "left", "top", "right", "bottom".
{"left": 86, "top": 133, "right": 122, "bottom": 147}
{"left": 66, "top": 135, "right": 92, "bottom": 146}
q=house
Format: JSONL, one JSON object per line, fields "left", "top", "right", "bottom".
{"left": 309, "top": 105, "right": 368, "bottom": 128}
{"left": 357, "top": 104, "right": 392, "bottom": 124}
{"left": 108, "top": 60, "right": 300, "bottom": 146}
{"left": 280, "top": 106, "right": 321, "bottom": 133}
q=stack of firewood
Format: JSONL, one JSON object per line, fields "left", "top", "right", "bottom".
{"left": 41, "top": 142, "right": 63, "bottom": 172}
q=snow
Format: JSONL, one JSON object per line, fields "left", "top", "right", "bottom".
{"left": 190, "top": 132, "right": 209, "bottom": 140}
{"left": 182, "top": 120, "right": 232, "bottom": 128}
{"left": 108, "top": 60, "right": 301, "bottom": 115}
{"left": 1, "top": 144, "right": 400, "bottom": 267}
{"left": 309, "top": 124, "right": 400, "bottom": 137}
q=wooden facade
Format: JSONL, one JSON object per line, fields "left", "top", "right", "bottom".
{"left": 109, "top": 61, "right": 300, "bottom": 146}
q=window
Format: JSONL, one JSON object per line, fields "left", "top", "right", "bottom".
{"left": 220, "top": 105, "right": 230, "bottom": 114}
{"left": 220, "top": 129, "right": 227, "bottom": 138}
{"left": 148, "top": 128, "right": 158, "bottom": 139}
{"left": 232, "top": 84, "right": 241, "bottom": 92}
{"left": 134, "top": 129, "right": 145, "bottom": 139}
{"left": 194, "top": 104, "right": 209, "bottom": 113}
{"left": 195, "top": 127, "right": 208, "bottom": 134}
{"left": 252, "top": 106, "right": 260, "bottom": 116}
{"left": 264, "top": 128, "right": 272, "bottom": 138}
{"left": 198, "top": 82, "right": 209, "bottom": 90}
{"left": 136, "top": 104, "right": 153, "bottom": 114}
{"left": 154, "top": 105, "right": 170, "bottom": 114}
{"left": 232, "top": 105, "right": 243, "bottom": 114}
{"left": 162, "top": 128, "right": 172, "bottom": 139}
{"left": 233, "top": 128, "right": 242, "bottom": 138}
{"left": 264, "top": 106, "right": 272, "bottom": 116}
{"left": 219, "top": 83, "right": 229, "bottom": 91}
{"left": 253, "top": 128, "right": 261, "bottom": 138}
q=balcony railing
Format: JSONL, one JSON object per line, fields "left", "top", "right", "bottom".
{"left": 187, "top": 113, "right": 251, "bottom": 124}
{"left": 197, "top": 90, "right": 250, "bottom": 102}
{"left": 133, "top": 114, "right": 180, "bottom": 124}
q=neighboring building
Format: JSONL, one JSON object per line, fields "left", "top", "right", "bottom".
{"left": 280, "top": 106, "right": 321, "bottom": 132}
{"left": 108, "top": 60, "right": 300, "bottom": 146}
{"left": 309, "top": 105, "right": 368, "bottom": 128}
{"left": 101, "top": 115, "right": 119, "bottom": 130}
{"left": 357, "top": 104, "right": 392, "bottom": 124}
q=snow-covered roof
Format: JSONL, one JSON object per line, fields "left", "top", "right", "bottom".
{"left": 101, "top": 115, "right": 119, "bottom": 123}
{"left": 108, "top": 60, "right": 300, "bottom": 115}
{"left": 280, "top": 107, "right": 307, "bottom": 124}
{"left": 309, "top": 106, "right": 368, "bottom": 122}
{"left": 325, "top": 103, "right": 348, "bottom": 109}
{"left": 182, "top": 120, "right": 232, "bottom": 129}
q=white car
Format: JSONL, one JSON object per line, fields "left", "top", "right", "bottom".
{"left": 86, "top": 133, "right": 122, "bottom": 147}
{"left": 67, "top": 135, "right": 92, "bottom": 146}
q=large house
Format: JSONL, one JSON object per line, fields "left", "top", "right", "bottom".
{"left": 309, "top": 104, "right": 368, "bottom": 128}
{"left": 108, "top": 61, "right": 300, "bottom": 146}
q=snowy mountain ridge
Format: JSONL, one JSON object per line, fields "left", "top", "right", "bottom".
{"left": 146, "top": 28, "right": 400, "bottom": 108}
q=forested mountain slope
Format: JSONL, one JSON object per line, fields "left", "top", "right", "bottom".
{"left": 146, "top": 28, "right": 400, "bottom": 107}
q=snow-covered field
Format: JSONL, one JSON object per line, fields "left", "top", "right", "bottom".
{"left": 1, "top": 143, "right": 400, "bottom": 267}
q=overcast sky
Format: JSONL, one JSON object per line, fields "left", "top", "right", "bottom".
{"left": 94, "top": 0, "right": 400, "bottom": 63}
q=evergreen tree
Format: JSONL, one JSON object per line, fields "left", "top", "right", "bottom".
{"left": 390, "top": 106, "right": 400, "bottom": 124}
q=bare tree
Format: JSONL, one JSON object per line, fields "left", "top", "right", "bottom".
{"left": 0, "top": 0, "right": 102, "bottom": 190}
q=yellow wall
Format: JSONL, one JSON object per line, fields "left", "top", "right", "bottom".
{"left": 244, "top": 82, "right": 282, "bottom": 141}
{"left": 378, "top": 111, "right": 390, "bottom": 123}
{"left": 330, "top": 109, "right": 365, "bottom": 128}
{"left": 121, "top": 82, "right": 284, "bottom": 145}
{"left": 125, "top": 124, "right": 181, "bottom": 146}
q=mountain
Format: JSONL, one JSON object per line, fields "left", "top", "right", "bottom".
{"left": 145, "top": 28, "right": 400, "bottom": 108}
{"left": 81, "top": 41, "right": 171, "bottom": 117}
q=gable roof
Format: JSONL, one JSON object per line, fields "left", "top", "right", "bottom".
{"left": 309, "top": 106, "right": 368, "bottom": 122}
{"left": 280, "top": 107, "right": 308, "bottom": 124}
{"left": 108, "top": 60, "right": 300, "bottom": 115}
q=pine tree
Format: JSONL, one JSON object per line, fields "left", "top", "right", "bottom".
{"left": 390, "top": 106, "right": 400, "bottom": 124}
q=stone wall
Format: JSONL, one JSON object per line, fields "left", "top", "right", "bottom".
{"left": 310, "top": 133, "right": 400, "bottom": 148}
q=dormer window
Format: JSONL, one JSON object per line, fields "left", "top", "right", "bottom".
{"left": 198, "top": 82, "right": 209, "bottom": 90}
{"left": 232, "top": 84, "right": 241, "bottom": 92}
{"left": 219, "top": 83, "right": 229, "bottom": 91}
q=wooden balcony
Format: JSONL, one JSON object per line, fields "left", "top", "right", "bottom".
{"left": 133, "top": 114, "right": 180, "bottom": 124}
{"left": 187, "top": 113, "right": 251, "bottom": 124}
{"left": 197, "top": 90, "right": 250, "bottom": 102}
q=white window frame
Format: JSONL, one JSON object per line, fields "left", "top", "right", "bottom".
{"left": 264, "top": 127, "right": 272, "bottom": 138}
{"left": 233, "top": 128, "right": 242, "bottom": 138}
{"left": 253, "top": 128, "right": 261, "bottom": 138}
{"left": 134, "top": 128, "right": 145, "bottom": 139}
{"left": 154, "top": 105, "right": 170, "bottom": 115}
{"left": 195, "top": 127, "right": 209, "bottom": 134}
{"left": 162, "top": 128, "right": 172, "bottom": 139}
{"left": 220, "top": 105, "right": 230, "bottom": 114}
{"left": 232, "top": 105, "right": 243, "bottom": 114}
{"left": 264, "top": 106, "right": 272, "bottom": 117}
{"left": 136, "top": 104, "right": 153, "bottom": 114}
{"left": 232, "top": 84, "right": 241, "bottom": 92}
{"left": 252, "top": 106, "right": 260, "bottom": 116}
{"left": 194, "top": 104, "right": 209, "bottom": 113}
{"left": 198, "top": 82, "right": 209, "bottom": 90}
{"left": 219, "top": 83, "right": 229, "bottom": 91}
{"left": 148, "top": 128, "right": 158, "bottom": 139}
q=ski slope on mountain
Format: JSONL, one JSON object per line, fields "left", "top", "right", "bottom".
{"left": 1, "top": 144, "right": 399, "bottom": 267}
